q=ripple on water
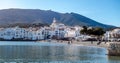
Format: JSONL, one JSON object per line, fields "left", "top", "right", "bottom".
{"left": 0, "top": 41, "right": 119, "bottom": 63}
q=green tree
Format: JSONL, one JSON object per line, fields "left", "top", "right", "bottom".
{"left": 80, "top": 26, "right": 88, "bottom": 35}
{"left": 89, "top": 27, "right": 105, "bottom": 40}
{"left": 80, "top": 27, "right": 105, "bottom": 36}
{"left": 92, "top": 27, "right": 105, "bottom": 36}
{"left": 80, "top": 27, "right": 105, "bottom": 40}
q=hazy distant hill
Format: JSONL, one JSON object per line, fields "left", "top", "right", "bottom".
{"left": 0, "top": 9, "right": 116, "bottom": 29}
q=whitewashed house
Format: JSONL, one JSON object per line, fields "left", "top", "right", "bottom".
{"left": 50, "top": 18, "right": 66, "bottom": 39}
{"left": 1, "top": 28, "right": 15, "bottom": 40}
{"left": 0, "top": 18, "right": 85, "bottom": 41}
{"left": 104, "top": 28, "right": 120, "bottom": 41}
{"left": 64, "top": 26, "right": 81, "bottom": 38}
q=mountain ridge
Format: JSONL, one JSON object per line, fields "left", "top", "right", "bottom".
{"left": 0, "top": 9, "right": 116, "bottom": 29}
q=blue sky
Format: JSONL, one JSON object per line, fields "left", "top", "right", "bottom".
{"left": 0, "top": 0, "right": 119, "bottom": 27}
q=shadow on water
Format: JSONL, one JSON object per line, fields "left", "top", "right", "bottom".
{"left": 0, "top": 41, "right": 119, "bottom": 63}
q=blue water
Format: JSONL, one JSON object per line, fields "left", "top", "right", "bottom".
{"left": 0, "top": 41, "right": 120, "bottom": 63}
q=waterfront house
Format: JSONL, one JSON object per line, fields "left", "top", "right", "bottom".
{"left": 104, "top": 28, "right": 120, "bottom": 41}
{"left": 0, "top": 18, "right": 85, "bottom": 41}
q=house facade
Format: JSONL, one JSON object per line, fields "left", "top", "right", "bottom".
{"left": 104, "top": 28, "right": 120, "bottom": 41}
{"left": 0, "top": 18, "right": 82, "bottom": 40}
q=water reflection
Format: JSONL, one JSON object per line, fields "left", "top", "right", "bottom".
{"left": 0, "top": 41, "right": 119, "bottom": 63}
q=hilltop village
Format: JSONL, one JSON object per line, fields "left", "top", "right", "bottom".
{"left": 0, "top": 18, "right": 119, "bottom": 41}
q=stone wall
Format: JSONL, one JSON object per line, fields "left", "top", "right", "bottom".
{"left": 108, "top": 42, "right": 120, "bottom": 56}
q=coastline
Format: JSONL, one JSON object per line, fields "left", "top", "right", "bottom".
{"left": 38, "top": 40, "right": 109, "bottom": 49}
{"left": 0, "top": 40, "right": 109, "bottom": 48}
{"left": 2, "top": 40, "right": 120, "bottom": 56}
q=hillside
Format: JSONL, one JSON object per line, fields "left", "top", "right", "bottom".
{"left": 0, "top": 9, "right": 116, "bottom": 29}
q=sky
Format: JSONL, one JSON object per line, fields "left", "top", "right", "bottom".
{"left": 0, "top": 0, "right": 119, "bottom": 27}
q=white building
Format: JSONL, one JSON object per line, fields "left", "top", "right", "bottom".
{"left": 0, "top": 18, "right": 84, "bottom": 40}
{"left": 104, "top": 28, "right": 120, "bottom": 41}
{"left": 64, "top": 26, "right": 81, "bottom": 38}
{"left": 0, "top": 28, "right": 15, "bottom": 40}
{"left": 50, "top": 18, "right": 66, "bottom": 39}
